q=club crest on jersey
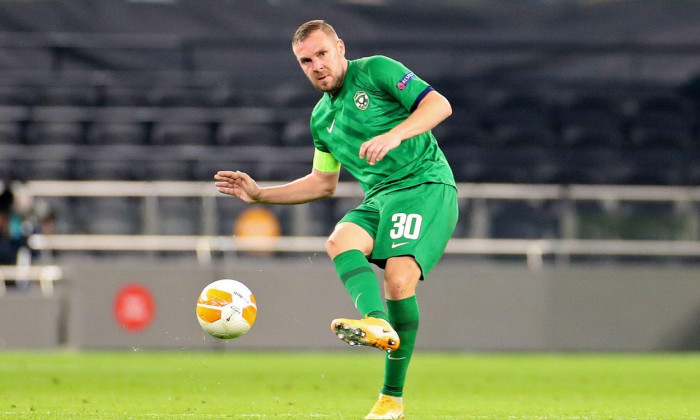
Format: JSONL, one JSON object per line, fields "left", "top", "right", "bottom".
{"left": 397, "top": 72, "right": 415, "bottom": 90}
{"left": 354, "top": 91, "right": 369, "bottom": 110}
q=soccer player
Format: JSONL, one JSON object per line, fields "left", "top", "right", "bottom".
{"left": 215, "top": 20, "right": 458, "bottom": 419}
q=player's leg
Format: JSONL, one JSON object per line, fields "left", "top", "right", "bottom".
{"left": 327, "top": 221, "right": 399, "bottom": 350}
{"left": 326, "top": 221, "right": 387, "bottom": 320}
{"left": 365, "top": 256, "right": 420, "bottom": 419}
{"left": 367, "top": 183, "right": 458, "bottom": 418}
{"left": 382, "top": 256, "right": 420, "bottom": 398}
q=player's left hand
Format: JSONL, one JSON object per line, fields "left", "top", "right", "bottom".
{"left": 359, "top": 132, "right": 402, "bottom": 166}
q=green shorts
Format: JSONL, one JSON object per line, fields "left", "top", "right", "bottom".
{"left": 338, "top": 182, "right": 458, "bottom": 279}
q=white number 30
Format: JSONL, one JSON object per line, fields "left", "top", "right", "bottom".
{"left": 389, "top": 213, "right": 423, "bottom": 240}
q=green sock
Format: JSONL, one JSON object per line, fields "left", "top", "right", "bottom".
{"left": 382, "top": 296, "right": 419, "bottom": 397}
{"left": 333, "top": 250, "right": 388, "bottom": 321}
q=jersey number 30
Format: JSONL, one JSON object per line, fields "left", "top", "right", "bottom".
{"left": 390, "top": 213, "right": 423, "bottom": 240}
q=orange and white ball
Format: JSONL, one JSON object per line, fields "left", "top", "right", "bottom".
{"left": 196, "top": 279, "right": 257, "bottom": 339}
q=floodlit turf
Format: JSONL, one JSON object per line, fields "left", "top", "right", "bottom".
{"left": 0, "top": 351, "right": 699, "bottom": 419}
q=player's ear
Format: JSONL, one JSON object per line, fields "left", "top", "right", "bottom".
{"left": 337, "top": 39, "right": 345, "bottom": 57}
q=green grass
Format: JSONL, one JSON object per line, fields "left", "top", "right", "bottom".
{"left": 1, "top": 351, "right": 699, "bottom": 419}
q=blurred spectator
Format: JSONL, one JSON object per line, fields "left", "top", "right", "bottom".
{"left": 0, "top": 186, "right": 29, "bottom": 287}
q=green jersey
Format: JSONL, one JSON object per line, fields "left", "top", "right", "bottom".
{"left": 310, "top": 56, "right": 455, "bottom": 199}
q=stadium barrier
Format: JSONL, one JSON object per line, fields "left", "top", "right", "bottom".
{"left": 0, "top": 264, "right": 62, "bottom": 296}
{"left": 16, "top": 180, "right": 700, "bottom": 267}
{"left": 3, "top": 259, "right": 700, "bottom": 351}
{"left": 2, "top": 181, "right": 700, "bottom": 351}
{"left": 26, "top": 234, "right": 700, "bottom": 269}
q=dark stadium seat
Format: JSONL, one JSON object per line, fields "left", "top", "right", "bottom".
{"left": 146, "top": 160, "right": 194, "bottom": 181}
{"left": 628, "top": 126, "right": 694, "bottom": 152}
{"left": 0, "top": 84, "right": 39, "bottom": 106}
{"left": 0, "top": 121, "right": 23, "bottom": 144}
{"left": 215, "top": 196, "right": 252, "bottom": 236}
{"left": 454, "top": 157, "right": 532, "bottom": 184}
{"left": 431, "top": 109, "right": 487, "bottom": 148}
{"left": 25, "top": 121, "right": 84, "bottom": 145}
{"left": 0, "top": 160, "right": 15, "bottom": 180}
{"left": 484, "top": 91, "right": 557, "bottom": 149}
{"left": 280, "top": 119, "right": 312, "bottom": 147}
{"left": 265, "top": 161, "right": 311, "bottom": 181}
{"left": 576, "top": 201, "right": 685, "bottom": 241}
{"left": 77, "top": 197, "right": 142, "bottom": 235}
{"left": 537, "top": 150, "right": 622, "bottom": 185}
{"left": 626, "top": 94, "right": 695, "bottom": 152}
{"left": 20, "top": 159, "right": 74, "bottom": 180}
{"left": 269, "top": 82, "right": 322, "bottom": 108}
{"left": 609, "top": 156, "right": 685, "bottom": 186}
{"left": 38, "top": 85, "right": 99, "bottom": 107}
{"left": 215, "top": 122, "right": 279, "bottom": 146}
{"left": 73, "top": 159, "right": 148, "bottom": 181}
{"left": 485, "top": 91, "right": 553, "bottom": 127}
{"left": 156, "top": 197, "right": 201, "bottom": 235}
{"left": 100, "top": 85, "right": 150, "bottom": 107}
{"left": 207, "top": 84, "right": 241, "bottom": 107}
{"left": 304, "top": 200, "right": 336, "bottom": 235}
{"left": 560, "top": 125, "right": 626, "bottom": 150}
{"left": 148, "top": 86, "right": 209, "bottom": 108}
{"left": 533, "top": 161, "right": 608, "bottom": 185}
{"left": 488, "top": 200, "right": 561, "bottom": 239}
{"left": 150, "top": 122, "right": 213, "bottom": 146}
{"left": 632, "top": 94, "right": 694, "bottom": 127}
{"left": 491, "top": 125, "right": 557, "bottom": 149}
{"left": 41, "top": 196, "right": 76, "bottom": 234}
{"left": 86, "top": 121, "right": 148, "bottom": 145}
{"left": 558, "top": 94, "right": 626, "bottom": 149}
{"left": 574, "top": 201, "right": 618, "bottom": 240}
{"left": 192, "top": 159, "right": 261, "bottom": 182}
{"left": 686, "top": 163, "right": 700, "bottom": 185}
{"left": 559, "top": 94, "right": 623, "bottom": 126}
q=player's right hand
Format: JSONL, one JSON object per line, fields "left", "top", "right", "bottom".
{"left": 214, "top": 170, "right": 261, "bottom": 203}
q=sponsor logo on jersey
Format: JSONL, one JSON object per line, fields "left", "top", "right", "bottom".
{"left": 397, "top": 72, "right": 415, "bottom": 90}
{"left": 354, "top": 91, "right": 369, "bottom": 110}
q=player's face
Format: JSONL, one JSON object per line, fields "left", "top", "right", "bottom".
{"left": 293, "top": 30, "right": 347, "bottom": 95}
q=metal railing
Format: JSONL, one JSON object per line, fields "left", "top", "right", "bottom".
{"left": 0, "top": 264, "right": 63, "bottom": 296}
{"left": 8, "top": 180, "right": 700, "bottom": 270}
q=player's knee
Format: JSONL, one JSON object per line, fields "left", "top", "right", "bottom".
{"left": 384, "top": 275, "right": 418, "bottom": 300}
{"left": 384, "top": 260, "right": 421, "bottom": 299}
{"left": 325, "top": 237, "right": 343, "bottom": 259}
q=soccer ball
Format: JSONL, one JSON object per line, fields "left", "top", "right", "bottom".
{"left": 196, "top": 279, "right": 257, "bottom": 339}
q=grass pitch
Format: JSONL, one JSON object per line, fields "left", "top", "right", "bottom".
{"left": 1, "top": 351, "right": 699, "bottom": 419}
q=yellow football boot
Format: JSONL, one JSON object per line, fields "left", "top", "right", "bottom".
{"left": 330, "top": 316, "right": 400, "bottom": 352}
{"left": 365, "top": 394, "right": 405, "bottom": 419}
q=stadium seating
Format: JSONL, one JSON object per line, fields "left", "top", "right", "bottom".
{"left": 25, "top": 121, "right": 84, "bottom": 145}
{"left": 216, "top": 122, "right": 279, "bottom": 147}
{"left": 86, "top": 121, "right": 148, "bottom": 145}
{"left": 0, "top": 121, "right": 23, "bottom": 144}
{"left": 156, "top": 197, "right": 202, "bottom": 235}
{"left": 150, "top": 122, "right": 213, "bottom": 146}
{"left": 0, "top": 2, "right": 698, "bottom": 246}
{"left": 1, "top": 80, "right": 696, "bottom": 188}
{"left": 75, "top": 197, "right": 142, "bottom": 235}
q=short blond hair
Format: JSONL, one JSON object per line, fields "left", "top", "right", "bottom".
{"left": 292, "top": 20, "right": 339, "bottom": 47}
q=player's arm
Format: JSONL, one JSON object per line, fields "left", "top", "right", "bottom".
{"left": 360, "top": 90, "right": 451, "bottom": 165}
{"left": 214, "top": 149, "right": 341, "bottom": 204}
{"left": 388, "top": 89, "right": 452, "bottom": 141}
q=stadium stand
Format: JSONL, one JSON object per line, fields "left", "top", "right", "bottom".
{"left": 0, "top": 0, "right": 697, "bottom": 245}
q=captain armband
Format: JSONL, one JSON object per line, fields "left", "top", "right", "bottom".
{"left": 313, "top": 149, "right": 341, "bottom": 173}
